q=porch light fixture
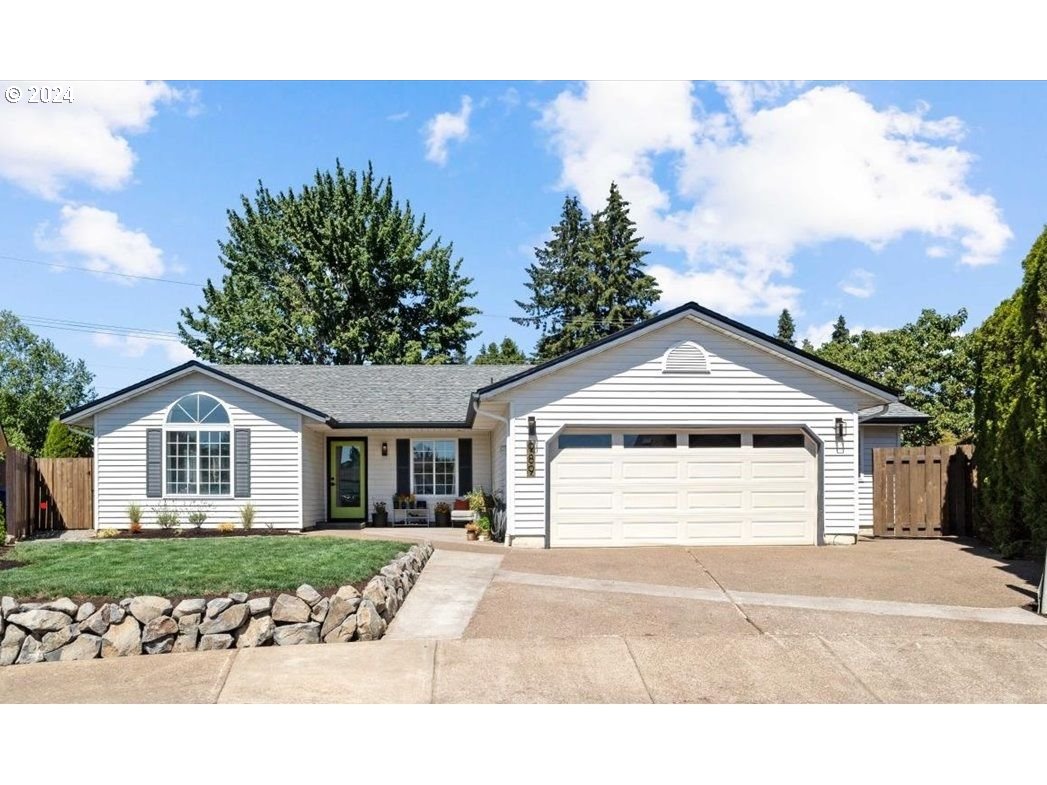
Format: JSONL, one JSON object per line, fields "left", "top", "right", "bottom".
{"left": 528, "top": 416, "right": 536, "bottom": 439}
{"left": 835, "top": 418, "right": 845, "bottom": 440}
{"left": 381, "top": 442, "right": 388, "bottom": 457}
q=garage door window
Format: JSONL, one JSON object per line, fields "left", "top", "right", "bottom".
{"left": 558, "top": 433, "right": 612, "bottom": 449}
{"left": 753, "top": 434, "right": 806, "bottom": 448}
{"left": 624, "top": 434, "right": 677, "bottom": 448}
{"left": 689, "top": 434, "right": 741, "bottom": 448}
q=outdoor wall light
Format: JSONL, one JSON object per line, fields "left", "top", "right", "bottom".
{"left": 835, "top": 417, "right": 845, "bottom": 440}
{"left": 528, "top": 416, "right": 537, "bottom": 439}
{"left": 381, "top": 442, "right": 388, "bottom": 457}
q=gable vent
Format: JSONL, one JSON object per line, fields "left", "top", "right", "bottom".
{"left": 662, "top": 341, "right": 710, "bottom": 374}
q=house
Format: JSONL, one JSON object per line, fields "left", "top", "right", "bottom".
{"left": 61, "top": 302, "right": 928, "bottom": 547}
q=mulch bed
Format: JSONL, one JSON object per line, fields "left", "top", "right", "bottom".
{"left": 109, "top": 529, "right": 297, "bottom": 540}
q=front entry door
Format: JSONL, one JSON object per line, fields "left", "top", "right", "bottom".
{"left": 329, "top": 440, "right": 367, "bottom": 520}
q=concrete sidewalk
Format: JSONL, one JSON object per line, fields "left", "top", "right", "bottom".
{"left": 4, "top": 634, "right": 1047, "bottom": 703}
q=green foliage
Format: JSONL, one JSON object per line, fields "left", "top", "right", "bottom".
{"left": 179, "top": 161, "right": 478, "bottom": 365}
{"left": 126, "top": 502, "right": 142, "bottom": 525}
{"left": 776, "top": 309, "right": 796, "bottom": 344}
{"left": 152, "top": 503, "right": 179, "bottom": 530}
{"left": 0, "top": 312, "right": 94, "bottom": 454}
{"left": 514, "top": 185, "right": 661, "bottom": 361}
{"left": 239, "top": 503, "right": 256, "bottom": 531}
{"left": 814, "top": 309, "right": 974, "bottom": 446}
{"left": 40, "top": 419, "right": 92, "bottom": 458}
{"left": 973, "top": 226, "right": 1047, "bottom": 552}
{"left": 474, "top": 337, "right": 528, "bottom": 365}
{"left": 0, "top": 499, "right": 6, "bottom": 543}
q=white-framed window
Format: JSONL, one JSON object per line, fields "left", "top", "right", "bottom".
{"left": 164, "top": 393, "right": 232, "bottom": 496}
{"left": 411, "top": 439, "right": 456, "bottom": 495}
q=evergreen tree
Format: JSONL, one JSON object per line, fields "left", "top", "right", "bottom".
{"left": 179, "top": 161, "right": 478, "bottom": 364}
{"left": 800, "top": 338, "right": 815, "bottom": 352}
{"left": 776, "top": 309, "right": 796, "bottom": 344}
{"left": 830, "top": 315, "right": 850, "bottom": 344}
{"left": 514, "top": 184, "right": 661, "bottom": 361}
{"left": 41, "top": 419, "right": 92, "bottom": 458}
{"left": 474, "top": 337, "right": 529, "bottom": 365}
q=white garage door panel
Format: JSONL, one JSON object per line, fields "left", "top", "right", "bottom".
{"left": 550, "top": 431, "right": 817, "bottom": 547}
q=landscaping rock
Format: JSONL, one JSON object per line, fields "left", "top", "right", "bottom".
{"left": 321, "top": 591, "right": 360, "bottom": 639}
{"left": 76, "top": 602, "right": 96, "bottom": 622}
{"left": 144, "top": 636, "right": 175, "bottom": 655}
{"left": 129, "top": 596, "right": 172, "bottom": 624}
{"left": 237, "top": 615, "right": 275, "bottom": 648}
{"left": 173, "top": 629, "right": 199, "bottom": 653}
{"left": 247, "top": 597, "right": 271, "bottom": 616}
{"left": 355, "top": 599, "right": 386, "bottom": 641}
{"left": 198, "top": 633, "right": 234, "bottom": 651}
{"left": 178, "top": 613, "right": 202, "bottom": 633}
{"left": 310, "top": 597, "right": 330, "bottom": 624}
{"left": 273, "top": 622, "right": 320, "bottom": 646}
{"left": 7, "top": 609, "right": 73, "bottom": 633}
{"left": 106, "top": 604, "right": 127, "bottom": 624}
{"left": 206, "top": 598, "right": 232, "bottom": 618}
{"left": 46, "top": 634, "right": 101, "bottom": 662}
{"left": 199, "top": 603, "right": 249, "bottom": 635}
{"left": 0, "top": 626, "right": 27, "bottom": 666}
{"left": 101, "top": 616, "right": 142, "bottom": 658}
{"left": 296, "top": 584, "right": 322, "bottom": 607}
{"left": 172, "top": 598, "right": 206, "bottom": 619}
{"left": 323, "top": 613, "right": 357, "bottom": 644}
{"left": 362, "top": 578, "right": 388, "bottom": 616}
{"left": 15, "top": 636, "right": 45, "bottom": 665}
{"left": 41, "top": 597, "right": 79, "bottom": 616}
{"left": 228, "top": 592, "right": 248, "bottom": 603}
{"left": 272, "top": 593, "right": 311, "bottom": 623}
{"left": 80, "top": 603, "right": 120, "bottom": 636}
{"left": 17, "top": 602, "right": 42, "bottom": 612}
{"left": 41, "top": 624, "right": 79, "bottom": 654}
{"left": 1, "top": 596, "right": 16, "bottom": 619}
{"left": 120, "top": 598, "right": 133, "bottom": 609}
{"left": 142, "top": 615, "right": 178, "bottom": 644}
{"left": 336, "top": 585, "right": 361, "bottom": 602}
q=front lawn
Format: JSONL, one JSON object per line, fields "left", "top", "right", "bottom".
{"left": 0, "top": 537, "right": 410, "bottom": 599}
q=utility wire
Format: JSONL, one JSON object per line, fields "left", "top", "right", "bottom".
{"left": 0, "top": 253, "right": 206, "bottom": 287}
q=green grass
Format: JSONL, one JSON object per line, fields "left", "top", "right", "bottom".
{"left": 0, "top": 537, "right": 411, "bottom": 599}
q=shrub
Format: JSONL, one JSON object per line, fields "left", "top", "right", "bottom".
{"left": 129, "top": 521, "right": 143, "bottom": 535}
{"left": 0, "top": 499, "right": 6, "bottom": 543}
{"left": 187, "top": 510, "right": 207, "bottom": 529}
{"left": 40, "top": 420, "right": 92, "bottom": 458}
{"left": 217, "top": 522, "right": 236, "bottom": 534}
{"left": 95, "top": 528, "right": 119, "bottom": 539}
{"left": 126, "top": 502, "right": 142, "bottom": 525}
{"left": 239, "top": 503, "right": 256, "bottom": 530}
{"left": 153, "top": 504, "right": 179, "bottom": 530}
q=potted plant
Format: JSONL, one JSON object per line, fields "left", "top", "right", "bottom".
{"left": 464, "top": 521, "right": 479, "bottom": 541}
{"left": 394, "top": 492, "right": 416, "bottom": 510}
{"left": 434, "top": 501, "right": 451, "bottom": 527}
{"left": 373, "top": 500, "right": 388, "bottom": 527}
{"left": 476, "top": 515, "right": 492, "bottom": 541}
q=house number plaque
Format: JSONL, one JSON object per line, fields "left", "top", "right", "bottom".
{"left": 526, "top": 440, "right": 536, "bottom": 477}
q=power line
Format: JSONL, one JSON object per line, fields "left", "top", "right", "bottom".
{"left": 16, "top": 314, "right": 183, "bottom": 343}
{"left": 0, "top": 253, "right": 207, "bottom": 287}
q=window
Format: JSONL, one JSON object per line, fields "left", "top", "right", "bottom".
{"left": 165, "top": 393, "right": 232, "bottom": 496}
{"left": 753, "top": 433, "right": 806, "bottom": 448}
{"left": 558, "top": 433, "right": 612, "bottom": 449}
{"left": 689, "top": 433, "right": 741, "bottom": 448}
{"left": 412, "top": 439, "right": 456, "bottom": 495}
{"left": 624, "top": 434, "right": 677, "bottom": 448}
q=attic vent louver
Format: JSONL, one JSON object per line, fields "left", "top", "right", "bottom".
{"left": 662, "top": 341, "right": 710, "bottom": 374}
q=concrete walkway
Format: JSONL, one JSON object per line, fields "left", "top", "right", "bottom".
{"left": 385, "top": 550, "right": 504, "bottom": 640}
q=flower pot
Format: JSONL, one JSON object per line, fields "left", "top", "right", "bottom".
{"left": 434, "top": 510, "right": 451, "bottom": 527}
{"left": 372, "top": 510, "right": 388, "bottom": 527}
{"left": 478, "top": 532, "right": 491, "bottom": 542}
{"left": 466, "top": 530, "right": 478, "bottom": 541}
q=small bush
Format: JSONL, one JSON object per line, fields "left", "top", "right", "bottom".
{"left": 187, "top": 510, "right": 207, "bottom": 529}
{"left": 153, "top": 504, "right": 179, "bottom": 530}
{"left": 239, "top": 503, "right": 256, "bottom": 531}
{"left": 95, "top": 528, "right": 120, "bottom": 539}
{"left": 126, "top": 502, "right": 142, "bottom": 525}
{"left": 129, "top": 521, "right": 143, "bottom": 535}
{"left": 217, "top": 522, "right": 236, "bottom": 534}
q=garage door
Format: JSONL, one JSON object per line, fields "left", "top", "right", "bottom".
{"left": 550, "top": 430, "right": 818, "bottom": 547}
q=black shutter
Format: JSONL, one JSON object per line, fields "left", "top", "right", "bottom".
{"left": 146, "top": 428, "right": 162, "bottom": 498}
{"left": 234, "top": 429, "right": 251, "bottom": 498}
{"left": 396, "top": 439, "right": 411, "bottom": 495}
{"left": 458, "top": 438, "right": 473, "bottom": 493}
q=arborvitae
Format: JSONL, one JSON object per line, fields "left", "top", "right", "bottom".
{"left": 776, "top": 309, "right": 796, "bottom": 344}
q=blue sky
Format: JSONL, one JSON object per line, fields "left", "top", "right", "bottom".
{"left": 0, "top": 80, "right": 1042, "bottom": 398}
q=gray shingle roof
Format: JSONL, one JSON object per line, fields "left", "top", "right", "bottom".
{"left": 219, "top": 364, "right": 532, "bottom": 425}
{"left": 859, "top": 402, "right": 930, "bottom": 424}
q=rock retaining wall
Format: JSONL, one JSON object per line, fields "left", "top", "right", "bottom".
{"left": 0, "top": 542, "right": 432, "bottom": 666}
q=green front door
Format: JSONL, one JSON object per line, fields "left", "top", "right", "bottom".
{"left": 329, "top": 440, "right": 366, "bottom": 520}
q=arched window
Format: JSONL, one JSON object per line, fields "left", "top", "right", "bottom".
{"left": 164, "top": 393, "right": 232, "bottom": 496}
{"left": 662, "top": 341, "right": 710, "bottom": 374}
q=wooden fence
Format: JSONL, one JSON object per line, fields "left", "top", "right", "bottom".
{"left": 3, "top": 448, "right": 93, "bottom": 538}
{"left": 872, "top": 445, "right": 975, "bottom": 538}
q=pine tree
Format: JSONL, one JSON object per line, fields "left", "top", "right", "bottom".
{"left": 514, "top": 185, "right": 661, "bottom": 361}
{"left": 776, "top": 309, "right": 796, "bottom": 344}
{"left": 41, "top": 419, "right": 92, "bottom": 458}
{"left": 831, "top": 315, "right": 850, "bottom": 344}
{"left": 179, "top": 161, "right": 478, "bottom": 364}
{"left": 474, "top": 337, "right": 529, "bottom": 365}
{"left": 800, "top": 338, "right": 815, "bottom": 352}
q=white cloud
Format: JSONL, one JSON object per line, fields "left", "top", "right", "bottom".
{"left": 926, "top": 245, "right": 950, "bottom": 258}
{"left": 539, "top": 81, "right": 1012, "bottom": 315}
{"left": 839, "top": 268, "right": 876, "bottom": 298}
{"left": 36, "top": 204, "right": 166, "bottom": 281}
{"left": 424, "top": 96, "right": 473, "bottom": 166}
{"left": 92, "top": 332, "right": 194, "bottom": 364}
{"left": 803, "top": 320, "right": 836, "bottom": 347}
{"left": 386, "top": 111, "right": 410, "bottom": 122}
{"left": 650, "top": 263, "right": 800, "bottom": 314}
{"left": 0, "top": 80, "right": 185, "bottom": 199}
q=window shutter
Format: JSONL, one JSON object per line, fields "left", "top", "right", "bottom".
{"left": 458, "top": 438, "right": 473, "bottom": 493}
{"left": 396, "top": 439, "right": 411, "bottom": 495}
{"left": 146, "top": 428, "right": 162, "bottom": 498}
{"left": 234, "top": 429, "right": 251, "bottom": 498}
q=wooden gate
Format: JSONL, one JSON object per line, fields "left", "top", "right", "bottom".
{"left": 4, "top": 448, "right": 93, "bottom": 538}
{"left": 872, "top": 445, "right": 975, "bottom": 537}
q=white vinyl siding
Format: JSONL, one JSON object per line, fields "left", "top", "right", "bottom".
{"left": 486, "top": 316, "right": 882, "bottom": 543}
{"left": 94, "top": 372, "right": 303, "bottom": 529}
{"left": 858, "top": 425, "right": 902, "bottom": 527}
{"left": 301, "top": 425, "right": 326, "bottom": 528}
